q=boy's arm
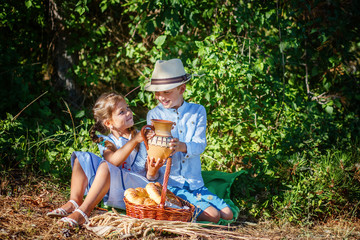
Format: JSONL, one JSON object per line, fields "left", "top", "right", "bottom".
{"left": 147, "top": 105, "right": 207, "bottom": 158}
{"left": 146, "top": 109, "right": 155, "bottom": 125}
{"left": 182, "top": 106, "right": 207, "bottom": 158}
{"left": 169, "top": 105, "right": 207, "bottom": 158}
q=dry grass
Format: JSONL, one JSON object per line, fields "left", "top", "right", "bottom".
{"left": 1, "top": 172, "right": 360, "bottom": 239}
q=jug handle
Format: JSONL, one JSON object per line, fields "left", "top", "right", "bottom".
{"left": 140, "top": 124, "right": 154, "bottom": 150}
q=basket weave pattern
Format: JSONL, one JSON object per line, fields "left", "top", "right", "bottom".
{"left": 124, "top": 157, "right": 195, "bottom": 222}
{"left": 124, "top": 197, "right": 194, "bottom": 222}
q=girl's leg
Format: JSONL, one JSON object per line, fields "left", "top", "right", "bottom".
{"left": 64, "top": 162, "right": 110, "bottom": 224}
{"left": 197, "top": 206, "right": 220, "bottom": 223}
{"left": 54, "top": 157, "right": 88, "bottom": 213}
{"left": 220, "top": 206, "right": 233, "bottom": 220}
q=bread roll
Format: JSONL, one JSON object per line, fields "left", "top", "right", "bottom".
{"left": 143, "top": 198, "right": 157, "bottom": 206}
{"left": 145, "top": 183, "right": 162, "bottom": 204}
{"left": 125, "top": 187, "right": 157, "bottom": 206}
{"left": 124, "top": 183, "right": 182, "bottom": 208}
{"left": 146, "top": 182, "right": 182, "bottom": 207}
{"left": 124, "top": 188, "right": 145, "bottom": 205}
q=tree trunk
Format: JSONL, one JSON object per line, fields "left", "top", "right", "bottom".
{"left": 49, "top": 0, "right": 83, "bottom": 108}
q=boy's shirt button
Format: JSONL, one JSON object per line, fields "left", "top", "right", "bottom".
{"left": 180, "top": 130, "right": 182, "bottom": 133}
{"left": 182, "top": 160, "right": 185, "bottom": 163}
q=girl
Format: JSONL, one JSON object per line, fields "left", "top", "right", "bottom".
{"left": 47, "top": 92, "right": 163, "bottom": 227}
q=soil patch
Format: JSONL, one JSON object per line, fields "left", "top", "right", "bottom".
{"left": 1, "top": 173, "right": 360, "bottom": 239}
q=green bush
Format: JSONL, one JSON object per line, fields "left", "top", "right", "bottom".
{"left": 272, "top": 149, "right": 360, "bottom": 223}
{"left": 0, "top": 114, "right": 98, "bottom": 182}
{"left": 1, "top": 0, "right": 359, "bottom": 223}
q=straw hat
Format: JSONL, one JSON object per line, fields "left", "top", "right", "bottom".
{"left": 145, "top": 59, "right": 191, "bottom": 92}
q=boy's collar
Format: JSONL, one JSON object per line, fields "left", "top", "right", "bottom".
{"left": 177, "top": 100, "right": 188, "bottom": 111}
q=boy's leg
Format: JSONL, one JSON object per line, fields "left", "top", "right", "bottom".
{"left": 198, "top": 205, "right": 233, "bottom": 222}
{"left": 197, "top": 206, "right": 220, "bottom": 223}
{"left": 170, "top": 185, "right": 234, "bottom": 223}
{"left": 220, "top": 206, "right": 233, "bottom": 220}
{"left": 64, "top": 162, "right": 110, "bottom": 225}
{"left": 193, "top": 187, "right": 233, "bottom": 221}
{"left": 169, "top": 186, "right": 221, "bottom": 223}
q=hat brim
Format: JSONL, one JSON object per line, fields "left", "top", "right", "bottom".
{"left": 144, "top": 74, "right": 191, "bottom": 92}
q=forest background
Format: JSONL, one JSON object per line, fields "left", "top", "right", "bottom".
{"left": 1, "top": 0, "right": 360, "bottom": 226}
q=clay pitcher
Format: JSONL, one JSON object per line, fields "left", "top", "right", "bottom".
{"left": 141, "top": 119, "right": 175, "bottom": 161}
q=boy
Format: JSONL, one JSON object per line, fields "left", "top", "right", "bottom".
{"left": 145, "top": 58, "right": 233, "bottom": 223}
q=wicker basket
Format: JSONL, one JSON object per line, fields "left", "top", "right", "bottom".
{"left": 124, "top": 157, "right": 195, "bottom": 222}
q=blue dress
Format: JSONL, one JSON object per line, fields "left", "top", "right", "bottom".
{"left": 70, "top": 134, "right": 149, "bottom": 209}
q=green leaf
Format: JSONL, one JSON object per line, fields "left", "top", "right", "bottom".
{"left": 154, "top": 35, "right": 167, "bottom": 47}
{"left": 75, "top": 110, "right": 85, "bottom": 118}
{"left": 195, "top": 41, "right": 203, "bottom": 48}
{"left": 25, "top": 0, "right": 32, "bottom": 8}
{"left": 279, "top": 42, "right": 288, "bottom": 53}
{"left": 205, "top": 92, "right": 210, "bottom": 101}
{"left": 325, "top": 106, "right": 333, "bottom": 115}
{"left": 75, "top": 6, "right": 86, "bottom": 15}
{"left": 266, "top": 10, "right": 274, "bottom": 19}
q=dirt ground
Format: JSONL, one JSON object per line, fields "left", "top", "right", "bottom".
{"left": 1, "top": 173, "right": 360, "bottom": 239}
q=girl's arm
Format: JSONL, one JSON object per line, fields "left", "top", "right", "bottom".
{"left": 103, "top": 132, "right": 143, "bottom": 167}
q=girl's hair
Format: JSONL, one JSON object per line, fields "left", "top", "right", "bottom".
{"left": 89, "top": 92, "right": 138, "bottom": 151}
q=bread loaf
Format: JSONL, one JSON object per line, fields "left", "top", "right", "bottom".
{"left": 125, "top": 182, "right": 182, "bottom": 208}
{"left": 124, "top": 187, "right": 156, "bottom": 206}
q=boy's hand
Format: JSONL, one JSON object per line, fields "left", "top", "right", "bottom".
{"left": 169, "top": 138, "right": 187, "bottom": 154}
{"left": 147, "top": 156, "right": 165, "bottom": 168}
{"left": 146, "top": 156, "right": 165, "bottom": 180}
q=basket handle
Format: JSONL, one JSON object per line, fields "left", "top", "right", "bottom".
{"left": 159, "top": 156, "right": 172, "bottom": 208}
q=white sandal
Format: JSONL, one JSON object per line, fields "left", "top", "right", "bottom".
{"left": 47, "top": 200, "right": 79, "bottom": 218}
{"left": 59, "top": 209, "right": 89, "bottom": 228}
{"left": 74, "top": 209, "right": 89, "bottom": 224}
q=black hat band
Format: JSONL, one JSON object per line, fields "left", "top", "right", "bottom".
{"left": 150, "top": 75, "right": 188, "bottom": 85}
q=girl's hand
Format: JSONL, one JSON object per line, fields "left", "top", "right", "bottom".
{"left": 144, "top": 129, "right": 155, "bottom": 140}
{"left": 134, "top": 131, "right": 144, "bottom": 143}
{"left": 169, "top": 138, "right": 187, "bottom": 155}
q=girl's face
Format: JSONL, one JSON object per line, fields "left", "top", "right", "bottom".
{"left": 108, "top": 100, "right": 134, "bottom": 134}
{"left": 154, "top": 84, "right": 185, "bottom": 109}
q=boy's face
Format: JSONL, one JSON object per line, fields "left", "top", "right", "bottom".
{"left": 154, "top": 84, "right": 185, "bottom": 109}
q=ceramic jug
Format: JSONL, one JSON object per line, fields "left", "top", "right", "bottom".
{"left": 141, "top": 119, "right": 175, "bottom": 161}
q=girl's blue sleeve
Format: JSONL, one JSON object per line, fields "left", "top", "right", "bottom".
{"left": 131, "top": 142, "right": 147, "bottom": 176}
{"left": 96, "top": 135, "right": 114, "bottom": 158}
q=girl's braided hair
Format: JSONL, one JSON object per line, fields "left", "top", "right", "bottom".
{"left": 89, "top": 92, "right": 138, "bottom": 152}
